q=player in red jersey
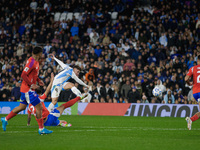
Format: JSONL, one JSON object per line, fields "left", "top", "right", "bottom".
{"left": 1, "top": 46, "right": 52, "bottom": 135}
{"left": 185, "top": 55, "right": 200, "bottom": 130}
{"left": 27, "top": 73, "right": 85, "bottom": 127}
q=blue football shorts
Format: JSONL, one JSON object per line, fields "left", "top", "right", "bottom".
{"left": 44, "top": 109, "right": 60, "bottom": 126}
{"left": 193, "top": 92, "right": 200, "bottom": 102}
{"left": 20, "top": 90, "right": 41, "bottom": 106}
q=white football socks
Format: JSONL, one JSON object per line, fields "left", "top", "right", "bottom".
{"left": 48, "top": 102, "right": 55, "bottom": 112}
{"left": 71, "top": 86, "right": 82, "bottom": 98}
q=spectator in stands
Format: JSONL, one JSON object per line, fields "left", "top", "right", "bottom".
{"left": 91, "top": 32, "right": 99, "bottom": 46}
{"left": 147, "top": 53, "right": 156, "bottom": 65}
{"left": 0, "top": 0, "right": 199, "bottom": 104}
{"left": 163, "top": 89, "right": 175, "bottom": 104}
{"left": 94, "top": 45, "right": 102, "bottom": 57}
{"left": 123, "top": 59, "right": 135, "bottom": 71}
{"left": 70, "top": 23, "right": 79, "bottom": 37}
{"left": 30, "top": 0, "right": 37, "bottom": 10}
{"left": 155, "top": 79, "right": 166, "bottom": 99}
{"left": 121, "top": 80, "right": 131, "bottom": 99}
{"left": 127, "top": 86, "right": 141, "bottom": 103}
{"left": 44, "top": 0, "right": 52, "bottom": 14}
{"left": 11, "top": 82, "right": 21, "bottom": 101}
{"left": 85, "top": 68, "right": 95, "bottom": 82}
{"left": 141, "top": 94, "right": 149, "bottom": 103}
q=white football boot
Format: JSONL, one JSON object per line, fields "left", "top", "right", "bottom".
{"left": 185, "top": 117, "right": 192, "bottom": 130}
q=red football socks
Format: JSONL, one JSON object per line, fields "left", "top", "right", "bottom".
{"left": 6, "top": 111, "right": 17, "bottom": 121}
{"left": 62, "top": 97, "right": 81, "bottom": 108}
{"left": 37, "top": 118, "right": 44, "bottom": 129}
{"left": 191, "top": 114, "right": 199, "bottom": 122}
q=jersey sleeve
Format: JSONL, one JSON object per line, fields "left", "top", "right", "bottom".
{"left": 54, "top": 57, "right": 69, "bottom": 70}
{"left": 187, "top": 67, "right": 193, "bottom": 77}
{"left": 72, "top": 71, "right": 88, "bottom": 87}
{"left": 39, "top": 93, "right": 47, "bottom": 102}
{"left": 23, "top": 58, "right": 35, "bottom": 75}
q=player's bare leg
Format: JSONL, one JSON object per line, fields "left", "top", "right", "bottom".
{"left": 1, "top": 103, "right": 27, "bottom": 131}
{"left": 35, "top": 103, "right": 43, "bottom": 120}
{"left": 12, "top": 103, "right": 27, "bottom": 113}
{"left": 48, "top": 82, "right": 84, "bottom": 112}
{"left": 56, "top": 97, "right": 82, "bottom": 114}
{"left": 55, "top": 95, "right": 87, "bottom": 127}
{"left": 35, "top": 103, "right": 53, "bottom": 135}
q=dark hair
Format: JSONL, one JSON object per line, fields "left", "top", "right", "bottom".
{"left": 35, "top": 87, "right": 43, "bottom": 95}
{"left": 73, "top": 65, "right": 81, "bottom": 71}
{"left": 33, "top": 46, "right": 42, "bottom": 54}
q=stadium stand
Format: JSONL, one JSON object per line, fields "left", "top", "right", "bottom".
{"left": 0, "top": 0, "right": 199, "bottom": 104}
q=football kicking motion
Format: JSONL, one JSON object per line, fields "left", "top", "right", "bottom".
{"left": 27, "top": 73, "right": 86, "bottom": 127}
{"left": 185, "top": 55, "right": 200, "bottom": 130}
{"left": 47, "top": 54, "right": 89, "bottom": 112}
{"left": 1, "top": 46, "right": 52, "bottom": 135}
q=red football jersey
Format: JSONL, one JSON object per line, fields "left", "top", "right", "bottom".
{"left": 21, "top": 57, "right": 40, "bottom": 93}
{"left": 187, "top": 65, "right": 200, "bottom": 94}
{"left": 27, "top": 94, "right": 50, "bottom": 119}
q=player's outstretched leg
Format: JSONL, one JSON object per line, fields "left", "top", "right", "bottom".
{"left": 1, "top": 104, "right": 25, "bottom": 131}
{"left": 185, "top": 117, "right": 192, "bottom": 130}
{"left": 38, "top": 128, "right": 53, "bottom": 135}
{"left": 59, "top": 121, "right": 72, "bottom": 127}
{"left": 1, "top": 117, "right": 8, "bottom": 131}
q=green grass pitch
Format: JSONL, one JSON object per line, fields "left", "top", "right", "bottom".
{"left": 0, "top": 114, "right": 199, "bottom": 150}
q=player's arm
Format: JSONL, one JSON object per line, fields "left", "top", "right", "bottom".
{"left": 185, "top": 67, "right": 193, "bottom": 86}
{"left": 72, "top": 72, "right": 89, "bottom": 88}
{"left": 185, "top": 75, "right": 191, "bottom": 85}
{"left": 37, "top": 77, "right": 44, "bottom": 86}
{"left": 49, "top": 53, "right": 69, "bottom": 70}
{"left": 44, "top": 73, "right": 54, "bottom": 96}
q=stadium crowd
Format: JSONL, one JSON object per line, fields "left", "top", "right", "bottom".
{"left": 0, "top": 0, "right": 200, "bottom": 104}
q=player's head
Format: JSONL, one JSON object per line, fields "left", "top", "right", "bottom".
{"left": 35, "top": 87, "right": 43, "bottom": 95}
{"left": 32, "top": 46, "right": 43, "bottom": 60}
{"left": 73, "top": 65, "right": 81, "bottom": 76}
{"left": 197, "top": 55, "right": 200, "bottom": 65}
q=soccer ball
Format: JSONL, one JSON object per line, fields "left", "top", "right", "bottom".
{"left": 152, "top": 87, "right": 162, "bottom": 96}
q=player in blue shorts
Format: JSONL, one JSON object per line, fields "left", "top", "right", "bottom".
{"left": 27, "top": 73, "right": 87, "bottom": 127}
{"left": 1, "top": 46, "right": 52, "bottom": 135}
{"left": 185, "top": 55, "right": 200, "bottom": 130}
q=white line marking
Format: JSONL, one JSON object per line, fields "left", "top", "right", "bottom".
{"left": 2, "top": 126, "right": 200, "bottom": 133}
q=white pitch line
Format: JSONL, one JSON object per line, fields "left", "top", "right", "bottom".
{"left": 1, "top": 127, "right": 200, "bottom": 133}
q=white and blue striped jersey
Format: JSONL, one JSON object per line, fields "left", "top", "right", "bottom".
{"left": 51, "top": 57, "right": 87, "bottom": 98}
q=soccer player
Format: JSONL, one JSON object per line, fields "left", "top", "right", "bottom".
{"left": 185, "top": 55, "right": 200, "bottom": 130}
{"left": 47, "top": 54, "right": 89, "bottom": 112}
{"left": 27, "top": 72, "right": 86, "bottom": 127}
{"left": 1, "top": 46, "right": 52, "bottom": 135}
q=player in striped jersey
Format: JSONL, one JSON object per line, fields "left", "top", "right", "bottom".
{"left": 47, "top": 54, "right": 89, "bottom": 112}
{"left": 27, "top": 73, "right": 86, "bottom": 127}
